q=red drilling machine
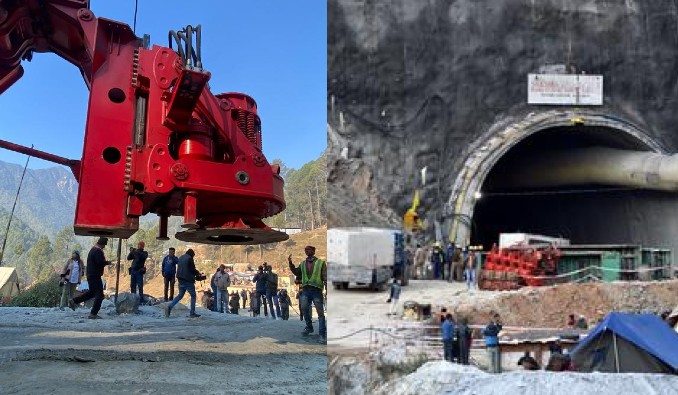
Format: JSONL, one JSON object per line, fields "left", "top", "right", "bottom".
{"left": 0, "top": 0, "right": 287, "bottom": 245}
{"left": 479, "top": 243, "right": 561, "bottom": 290}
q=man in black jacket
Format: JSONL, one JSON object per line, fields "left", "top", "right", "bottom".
{"left": 69, "top": 237, "right": 112, "bottom": 319}
{"left": 127, "top": 241, "right": 148, "bottom": 303}
{"left": 165, "top": 249, "right": 203, "bottom": 318}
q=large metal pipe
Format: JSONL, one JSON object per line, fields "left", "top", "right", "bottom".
{"left": 494, "top": 147, "right": 678, "bottom": 191}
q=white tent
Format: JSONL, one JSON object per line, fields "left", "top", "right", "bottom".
{"left": 0, "top": 267, "right": 20, "bottom": 300}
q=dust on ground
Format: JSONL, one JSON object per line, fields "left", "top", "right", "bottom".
{"left": 328, "top": 279, "right": 678, "bottom": 352}
{"left": 329, "top": 357, "right": 678, "bottom": 395}
{"left": 0, "top": 303, "right": 326, "bottom": 395}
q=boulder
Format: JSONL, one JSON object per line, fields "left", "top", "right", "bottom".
{"left": 115, "top": 292, "right": 140, "bottom": 314}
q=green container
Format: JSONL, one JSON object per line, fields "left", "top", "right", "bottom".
{"left": 601, "top": 251, "right": 622, "bottom": 282}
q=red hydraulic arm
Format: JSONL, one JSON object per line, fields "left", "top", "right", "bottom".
{"left": 0, "top": 0, "right": 287, "bottom": 245}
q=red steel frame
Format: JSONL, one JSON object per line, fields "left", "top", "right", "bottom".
{"left": 0, "top": 0, "right": 287, "bottom": 244}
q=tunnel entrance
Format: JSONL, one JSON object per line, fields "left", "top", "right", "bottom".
{"left": 471, "top": 124, "right": 678, "bottom": 250}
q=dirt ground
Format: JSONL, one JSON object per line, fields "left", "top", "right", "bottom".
{"left": 328, "top": 278, "right": 678, "bottom": 352}
{"left": 0, "top": 304, "right": 326, "bottom": 394}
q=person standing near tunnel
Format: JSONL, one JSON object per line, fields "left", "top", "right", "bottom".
{"left": 465, "top": 247, "right": 477, "bottom": 292}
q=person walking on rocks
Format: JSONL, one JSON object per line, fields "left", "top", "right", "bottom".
{"left": 240, "top": 289, "right": 248, "bottom": 309}
{"left": 127, "top": 241, "right": 148, "bottom": 303}
{"left": 69, "top": 238, "right": 112, "bottom": 319}
{"left": 483, "top": 313, "right": 503, "bottom": 373}
{"left": 165, "top": 249, "right": 204, "bottom": 318}
{"left": 59, "top": 250, "right": 83, "bottom": 310}
{"left": 288, "top": 245, "right": 326, "bottom": 341}
{"left": 161, "top": 247, "right": 179, "bottom": 301}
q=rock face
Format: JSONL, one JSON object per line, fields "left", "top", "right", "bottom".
{"left": 328, "top": 0, "right": 678, "bottom": 252}
{"left": 115, "top": 292, "right": 140, "bottom": 314}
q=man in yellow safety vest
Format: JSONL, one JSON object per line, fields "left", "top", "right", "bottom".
{"left": 288, "top": 245, "right": 326, "bottom": 342}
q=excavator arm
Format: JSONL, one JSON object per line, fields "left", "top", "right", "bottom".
{"left": 0, "top": 0, "right": 287, "bottom": 245}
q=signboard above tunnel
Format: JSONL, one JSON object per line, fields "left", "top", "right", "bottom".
{"left": 527, "top": 74, "right": 603, "bottom": 105}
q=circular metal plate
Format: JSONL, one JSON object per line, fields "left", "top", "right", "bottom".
{"left": 175, "top": 227, "right": 289, "bottom": 245}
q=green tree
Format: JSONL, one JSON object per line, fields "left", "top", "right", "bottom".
{"left": 51, "top": 225, "right": 75, "bottom": 264}
{"left": 13, "top": 243, "right": 24, "bottom": 256}
{"left": 26, "top": 236, "right": 54, "bottom": 283}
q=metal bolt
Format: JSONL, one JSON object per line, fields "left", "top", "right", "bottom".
{"left": 77, "top": 9, "right": 93, "bottom": 21}
{"left": 236, "top": 171, "right": 250, "bottom": 185}
{"left": 171, "top": 163, "right": 190, "bottom": 181}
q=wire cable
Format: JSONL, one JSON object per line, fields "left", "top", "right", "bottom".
{"left": 0, "top": 147, "right": 32, "bottom": 266}
{"left": 133, "top": 0, "right": 138, "bottom": 34}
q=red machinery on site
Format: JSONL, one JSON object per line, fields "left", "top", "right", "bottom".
{"left": 0, "top": 0, "right": 287, "bottom": 245}
{"left": 479, "top": 243, "right": 561, "bottom": 290}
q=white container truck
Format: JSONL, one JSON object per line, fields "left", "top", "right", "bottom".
{"left": 328, "top": 227, "right": 400, "bottom": 290}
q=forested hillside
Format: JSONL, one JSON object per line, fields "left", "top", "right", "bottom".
{"left": 0, "top": 152, "right": 326, "bottom": 286}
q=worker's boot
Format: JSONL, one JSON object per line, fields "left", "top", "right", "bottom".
{"left": 302, "top": 326, "right": 314, "bottom": 336}
{"left": 68, "top": 299, "right": 76, "bottom": 311}
{"left": 164, "top": 305, "right": 172, "bottom": 318}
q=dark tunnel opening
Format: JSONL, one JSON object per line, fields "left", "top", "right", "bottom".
{"left": 472, "top": 125, "right": 678, "bottom": 251}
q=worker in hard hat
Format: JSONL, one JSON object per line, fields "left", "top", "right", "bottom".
{"left": 127, "top": 241, "right": 149, "bottom": 303}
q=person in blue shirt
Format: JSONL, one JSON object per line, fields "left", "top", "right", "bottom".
{"left": 161, "top": 247, "right": 179, "bottom": 301}
{"left": 441, "top": 313, "right": 456, "bottom": 362}
{"left": 483, "top": 313, "right": 503, "bottom": 373}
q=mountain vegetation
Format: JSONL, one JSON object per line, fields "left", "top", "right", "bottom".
{"left": 0, "top": 152, "right": 326, "bottom": 287}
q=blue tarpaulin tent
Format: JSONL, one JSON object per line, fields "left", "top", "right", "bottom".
{"left": 570, "top": 312, "right": 678, "bottom": 374}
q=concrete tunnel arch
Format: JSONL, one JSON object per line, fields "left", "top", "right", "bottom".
{"left": 445, "top": 109, "right": 667, "bottom": 248}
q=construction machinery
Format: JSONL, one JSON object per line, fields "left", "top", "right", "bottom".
{"left": 479, "top": 243, "right": 562, "bottom": 290}
{"left": 478, "top": 233, "right": 673, "bottom": 290}
{"left": 0, "top": 0, "right": 287, "bottom": 245}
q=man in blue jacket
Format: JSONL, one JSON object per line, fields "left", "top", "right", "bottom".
{"left": 441, "top": 314, "right": 456, "bottom": 362}
{"left": 165, "top": 249, "right": 203, "bottom": 318}
{"left": 252, "top": 265, "right": 269, "bottom": 317}
{"left": 161, "top": 247, "right": 179, "bottom": 301}
{"left": 483, "top": 313, "right": 503, "bottom": 373}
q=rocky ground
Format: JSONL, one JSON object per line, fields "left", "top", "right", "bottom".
{"left": 329, "top": 279, "right": 678, "bottom": 352}
{"left": 330, "top": 357, "right": 678, "bottom": 395}
{"left": 0, "top": 303, "right": 326, "bottom": 394}
{"left": 328, "top": 278, "right": 678, "bottom": 394}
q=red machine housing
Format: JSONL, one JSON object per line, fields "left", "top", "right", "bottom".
{"left": 0, "top": 0, "right": 287, "bottom": 244}
{"left": 479, "top": 243, "right": 561, "bottom": 290}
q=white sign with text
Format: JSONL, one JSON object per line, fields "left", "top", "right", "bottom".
{"left": 527, "top": 74, "right": 603, "bottom": 105}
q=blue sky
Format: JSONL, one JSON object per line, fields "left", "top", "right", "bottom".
{"left": 0, "top": 0, "right": 326, "bottom": 170}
